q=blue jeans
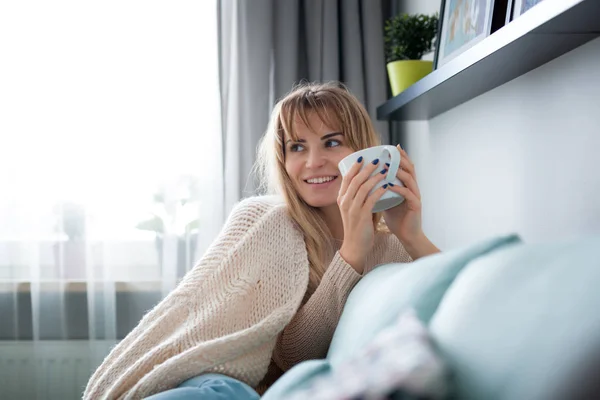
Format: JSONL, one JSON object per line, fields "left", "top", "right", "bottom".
{"left": 144, "top": 374, "right": 260, "bottom": 400}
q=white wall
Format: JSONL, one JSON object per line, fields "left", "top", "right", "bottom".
{"left": 396, "top": 0, "right": 440, "bottom": 16}
{"left": 401, "top": 36, "right": 600, "bottom": 249}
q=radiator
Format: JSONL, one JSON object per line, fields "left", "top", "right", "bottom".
{"left": 0, "top": 341, "right": 115, "bottom": 400}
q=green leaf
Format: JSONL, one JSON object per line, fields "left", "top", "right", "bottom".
{"left": 136, "top": 216, "right": 165, "bottom": 233}
{"left": 153, "top": 192, "right": 165, "bottom": 204}
{"left": 185, "top": 219, "right": 200, "bottom": 234}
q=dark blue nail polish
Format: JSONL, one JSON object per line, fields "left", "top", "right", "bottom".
{"left": 383, "top": 184, "right": 388, "bottom": 189}
{"left": 380, "top": 169, "right": 387, "bottom": 174}
{"left": 385, "top": 163, "right": 390, "bottom": 167}
{"left": 357, "top": 156, "right": 363, "bottom": 163}
{"left": 372, "top": 158, "right": 379, "bottom": 165}
{"left": 389, "top": 183, "right": 395, "bottom": 187}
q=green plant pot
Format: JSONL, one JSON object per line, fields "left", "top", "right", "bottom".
{"left": 387, "top": 60, "right": 433, "bottom": 96}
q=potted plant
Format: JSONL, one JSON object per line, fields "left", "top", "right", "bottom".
{"left": 136, "top": 175, "right": 201, "bottom": 278}
{"left": 384, "top": 13, "right": 439, "bottom": 96}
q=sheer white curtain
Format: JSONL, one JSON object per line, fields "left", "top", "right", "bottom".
{"left": 0, "top": 0, "right": 222, "bottom": 371}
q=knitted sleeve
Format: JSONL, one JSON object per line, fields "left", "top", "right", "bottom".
{"left": 271, "top": 233, "right": 414, "bottom": 371}
{"left": 83, "top": 196, "right": 309, "bottom": 400}
{"left": 272, "top": 251, "right": 361, "bottom": 371}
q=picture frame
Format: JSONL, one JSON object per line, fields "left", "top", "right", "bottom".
{"left": 505, "top": 0, "right": 514, "bottom": 25}
{"left": 511, "top": 0, "right": 547, "bottom": 19}
{"left": 433, "top": 0, "right": 497, "bottom": 69}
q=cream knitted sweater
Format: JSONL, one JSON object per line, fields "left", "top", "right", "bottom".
{"left": 83, "top": 196, "right": 412, "bottom": 399}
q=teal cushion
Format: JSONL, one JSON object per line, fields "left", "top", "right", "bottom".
{"left": 261, "top": 359, "right": 331, "bottom": 400}
{"left": 327, "top": 234, "right": 521, "bottom": 368}
{"left": 429, "top": 235, "right": 600, "bottom": 400}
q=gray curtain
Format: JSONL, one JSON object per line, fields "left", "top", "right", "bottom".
{"left": 218, "top": 0, "right": 391, "bottom": 210}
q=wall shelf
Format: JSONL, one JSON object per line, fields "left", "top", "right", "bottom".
{"left": 376, "top": 0, "right": 600, "bottom": 121}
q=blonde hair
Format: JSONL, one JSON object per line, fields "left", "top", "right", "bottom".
{"left": 255, "top": 81, "right": 385, "bottom": 296}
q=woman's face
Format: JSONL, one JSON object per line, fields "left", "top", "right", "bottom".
{"left": 284, "top": 111, "right": 354, "bottom": 209}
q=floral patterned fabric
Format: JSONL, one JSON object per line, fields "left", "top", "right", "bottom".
{"left": 288, "top": 309, "right": 450, "bottom": 400}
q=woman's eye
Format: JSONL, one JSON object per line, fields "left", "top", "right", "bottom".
{"left": 290, "top": 143, "right": 304, "bottom": 152}
{"left": 325, "top": 139, "right": 341, "bottom": 148}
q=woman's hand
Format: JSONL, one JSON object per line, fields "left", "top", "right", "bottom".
{"left": 338, "top": 157, "right": 389, "bottom": 274}
{"left": 383, "top": 145, "right": 422, "bottom": 242}
{"left": 384, "top": 146, "right": 440, "bottom": 259}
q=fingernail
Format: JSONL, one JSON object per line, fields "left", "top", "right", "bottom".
{"left": 389, "top": 183, "right": 395, "bottom": 187}
{"left": 385, "top": 163, "right": 390, "bottom": 167}
{"left": 383, "top": 184, "right": 388, "bottom": 189}
{"left": 380, "top": 169, "right": 387, "bottom": 174}
{"left": 357, "top": 156, "right": 363, "bottom": 163}
{"left": 372, "top": 158, "right": 379, "bottom": 165}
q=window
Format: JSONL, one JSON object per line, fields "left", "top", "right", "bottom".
{"left": 0, "top": 1, "right": 222, "bottom": 340}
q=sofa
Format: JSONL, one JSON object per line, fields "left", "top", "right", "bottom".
{"left": 262, "top": 234, "right": 600, "bottom": 400}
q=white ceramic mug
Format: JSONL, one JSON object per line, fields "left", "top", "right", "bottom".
{"left": 338, "top": 145, "right": 405, "bottom": 212}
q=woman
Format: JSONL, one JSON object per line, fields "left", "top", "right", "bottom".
{"left": 83, "top": 82, "right": 439, "bottom": 400}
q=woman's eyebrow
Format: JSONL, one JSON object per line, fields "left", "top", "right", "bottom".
{"left": 285, "top": 138, "right": 303, "bottom": 144}
{"left": 321, "top": 132, "right": 343, "bottom": 140}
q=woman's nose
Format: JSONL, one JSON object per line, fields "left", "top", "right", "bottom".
{"left": 305, "top": 149, "right": 326, "bottom": 169}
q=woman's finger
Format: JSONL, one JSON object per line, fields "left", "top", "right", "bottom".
{"left": 352, "top": 167, "right": 388, "bottom": 208}
{"left": 399, "top": 156, "right": 416, "bottom": 181}
{"left": 397, "top": 169, "right": 421, "bottom": 200}
{"left": 363, "top": 184, "right": 389, "bottom": 212}
{"left": 339, "top": 156, "right": 364, "bottom": 196}
{"left": 388, "top": 184, "right": 421, "bottom": 211}
{"left": 397, "top": 145, "right": 415, "bottom": 170}
{"left": 397, "top": 145, "right": 412, "bottom": 163}
{"left": 345, "top": 158, "right": 382, "bottom": 201}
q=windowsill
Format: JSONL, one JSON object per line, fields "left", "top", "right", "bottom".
{"left": 0, "top": 280, "right": 170, "bottom": 293}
